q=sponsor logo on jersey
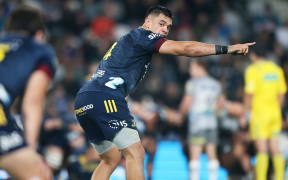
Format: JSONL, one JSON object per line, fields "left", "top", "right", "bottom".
{"left": 0, "top": 132, "right": 24, "bottom": 152}
{"left": 108, "top": 120, "right": 128, "bottom": 129}
{"left": 75, "top": 104, "right": 94, "bottom": 115}
{"left": 91, "top": 69, "right": 105, "bottom": 79}
{"left": 263, "top": 74, "right": 278, "bottom": 81}
{"left": 148, "top": 33, "right": 161, "bottom": 40}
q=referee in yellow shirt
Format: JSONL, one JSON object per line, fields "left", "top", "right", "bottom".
{"left": 242, "top": 47, "right": 287, "bottom": 180}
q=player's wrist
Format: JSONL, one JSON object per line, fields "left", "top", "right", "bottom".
{"left": 215, "top": 45, "right": 228, "bottom": 55}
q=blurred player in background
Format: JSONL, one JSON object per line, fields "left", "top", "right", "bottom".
{"left": 242, "top": 47, "right": 287, "bottom": 180}
{"left": 129, "top": 97, "right": 159, "bottom": 180}
{"left": 179, "top": 60, "right": 224, "bottom": 180}
{"left": 0, "top": 6, "right": 57, "bottom": 179}
{"left": 74, "top": 5, "right": 255, "bottom": 180}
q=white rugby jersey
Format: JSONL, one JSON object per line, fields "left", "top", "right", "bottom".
{"left": 185, "top": 76, "right": 222, "bottom": 131}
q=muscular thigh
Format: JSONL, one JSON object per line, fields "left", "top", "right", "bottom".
{"left": 0, "top": 147, "right": 49, "bottom": 179}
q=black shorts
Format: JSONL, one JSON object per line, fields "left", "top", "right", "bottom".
{"left": 0, "top": 102, "right": 26, "bottom": 156}
{"left": 74, "top": 91, "right": 137, "bottom": 144}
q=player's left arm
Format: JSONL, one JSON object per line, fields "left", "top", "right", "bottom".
{"left": 22, "top": 70, "right": 51, "bottom": 149}
{"left": 179, "top": 80, "right": 194, "bottom": 115}
{"left": 278, "top": 68, "right": 287, "bottom": 108}
{"left": 158, "top": 40, "right": 256, "bottom": 57}
{"left": 179, "top": 94, "right": 193, "bottom": 115}
{"left": 243, "top": 93, "right": 253, "bottom": 112}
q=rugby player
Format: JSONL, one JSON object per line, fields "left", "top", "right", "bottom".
{"left": 0, "top": 6, "right": 57, "bottom": 179}
{"left": 74, "top": 5, "right": 255, "bottom": 180}
{"left": 179, "top": 60, "right": 223, "bottom": 180}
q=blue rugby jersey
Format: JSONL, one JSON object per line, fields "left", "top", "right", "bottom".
{"left": 0, "top": 34, "right": 57, "bottom": 108}
{"left": 79, "top": 28, "right": 167, "bottom": 97}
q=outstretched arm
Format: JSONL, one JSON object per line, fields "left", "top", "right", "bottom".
{"left": 159, "top": 40, "right": 256, "bottom": 56}
{"left": 22, "top": 70, "right": 51, "bottom": 149}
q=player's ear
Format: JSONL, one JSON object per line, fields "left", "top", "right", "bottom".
{"left": 145, "top": 16, "right": 151, "bottom": 24}
{"left": 34, "top": 30, "right": 45, "bottom": 43}
{"left": 148, "top": 14, "right": 156, "bottom": 24}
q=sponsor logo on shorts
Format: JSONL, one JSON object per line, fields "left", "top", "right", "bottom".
{"left": 75, "top": 104, "right": 94, "bottom": 115}
{"left": 0, "top": 132, "right": 23, "bottom": 151}
{"left": 108, "top": 120, "right": 127, "bottom": 129}
{"left": 91, "top": 69, "right": 105, "bottom": 79}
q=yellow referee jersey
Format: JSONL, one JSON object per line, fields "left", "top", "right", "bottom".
{"left": 245, "top": 60, "right": 287, "bottom": 113}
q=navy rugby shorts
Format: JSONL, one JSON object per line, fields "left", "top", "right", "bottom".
{"left": 0, "top": 102, "right": 26, "bottom": 156}
{"left": 74, "top": 91, "right": 137, "bottom": 144}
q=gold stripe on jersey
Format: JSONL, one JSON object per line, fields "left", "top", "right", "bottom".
{"left": 0, "top": 104, "right": 7, "bottom": 126}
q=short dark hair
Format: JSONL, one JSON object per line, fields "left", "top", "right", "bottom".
{"left": 250, "top": 44, "right": 267, "bottom": 57}
{"left": 5, "top": 6, "right": 45, "bottom": 36}
{"left": 146, "top": 5, "right": 172, "bottom": 19}
{"left": 193, "top": 59, "right": 210, "bottom": 70}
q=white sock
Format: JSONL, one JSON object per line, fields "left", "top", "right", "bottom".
{"left": 208, "top": 160, "right": 219, "bottom": 180}
{"left": 189, "top": 160, "right": 200, "bottom": 180}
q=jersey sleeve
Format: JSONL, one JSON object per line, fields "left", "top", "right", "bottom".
{"left": 36, "top": 45, "right": 57, "bottom": 79}
{"left": 278, "top": 68, "right": 287, "bottom": 94}
{"left": 140, "top": 31, "right": 167, "bottom": 53}
{"left": 245, "top": 66, "right": 256, "bottom": 94}
{"left": 185, "top": 80, "right": 194, "bottom": 95}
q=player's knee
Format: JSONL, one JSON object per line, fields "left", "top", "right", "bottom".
{"left": 270, "top": 146, "right": 281, "bottom": 156}
{"left": 99, "top": 147, "right": 122, "bottom": 168}
{"left": 37, "top": 167, "right": 53, "bottom": 180}
{"left": 123, "top": 142, "right": 145, "bottom": 162}
{"left": 26, "top": 157, "right": 52, "bottom": 180}
{"left": 102, "top": 154, "right": 121, "bottom": 167}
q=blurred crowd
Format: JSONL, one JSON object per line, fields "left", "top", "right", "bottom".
{"left": 1, "top": 0, "right": 288, "bottom": 179}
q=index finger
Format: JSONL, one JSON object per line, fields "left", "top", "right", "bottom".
{"left": 245, "top": 42, "right": 256, "bottom": 46}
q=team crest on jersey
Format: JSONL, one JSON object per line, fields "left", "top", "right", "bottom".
{"left": 148, "top": 33, "right": 161, "bottom": 40}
